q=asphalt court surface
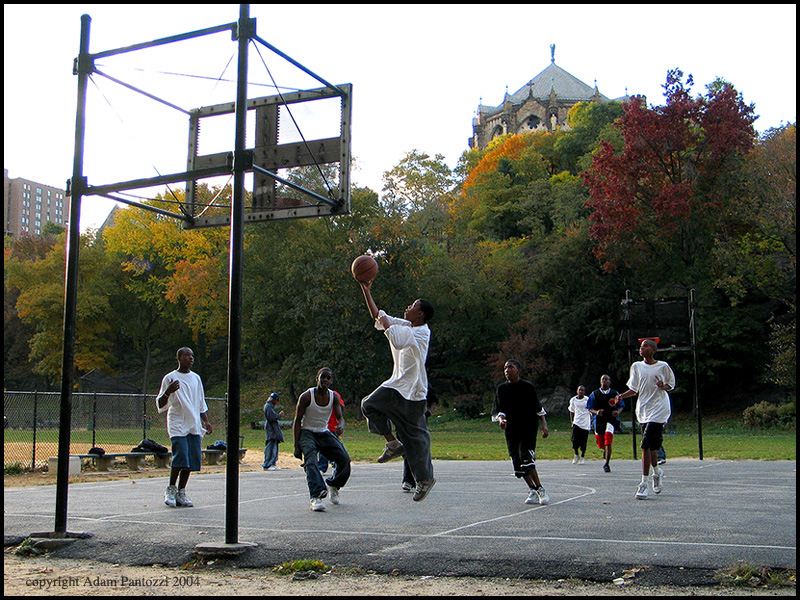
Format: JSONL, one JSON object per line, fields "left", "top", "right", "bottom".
{"left": 4, "top": 459, "right": 796, "bottom": 582}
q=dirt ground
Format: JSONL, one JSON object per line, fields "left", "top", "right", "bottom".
{"left": 4, "top": 452, "right": 795, "bottom": 596}
{"left": 4, "top": 550, "right": 795, "bottom": 596}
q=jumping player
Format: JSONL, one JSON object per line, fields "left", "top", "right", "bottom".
{"left": 491, "top": 360, "right": 550, "bottom": 505}
{"left": 358, "top": 279, "right": 436, "bottom": 502}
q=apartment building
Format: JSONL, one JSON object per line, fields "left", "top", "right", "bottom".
{"left": 4, "top": 169, "right": 70, "bottom": 237}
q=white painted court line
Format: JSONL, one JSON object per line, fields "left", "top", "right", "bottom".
{"left": 431, "top": 487, "right": 598, "bottom": 537}
{"left": 7, "top": 510, "right": 794, "bottom": 556}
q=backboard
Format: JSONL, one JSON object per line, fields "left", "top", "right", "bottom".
{"left": 183, "top": 83, "right": 351, "bottom": 228}
{"left": 617, "top": 295, "right": 692, "bottom": 351}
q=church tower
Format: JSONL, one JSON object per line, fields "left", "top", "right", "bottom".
{"left": 470, "top": 45, "right": 614, "bottom": 151}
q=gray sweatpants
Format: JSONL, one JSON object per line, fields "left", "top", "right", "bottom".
{"left": 361, "top": 386, "right": 433, "bottom": 483}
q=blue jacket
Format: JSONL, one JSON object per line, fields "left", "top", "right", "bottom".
{"left": 263, "top": 402, "right": 284, "bottom": 442}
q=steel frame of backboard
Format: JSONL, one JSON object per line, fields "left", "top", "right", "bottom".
{"left": 184, "top": 83, "right": 352, "bottom": 228}
{"left": 54, "top": 5, "right": 350, "bottom": 548}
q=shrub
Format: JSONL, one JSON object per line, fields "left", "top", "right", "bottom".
{"left": 4, "top": 463, "right": 28, "bottom": 476}
{"left": 743, "top": 400, "right": 795, "bottom": 430}
{"left": 451, "top": 394, "right": 487, "bottom": 419}
{"left": 777, "top": 401, "right": 796, "bottom": 428}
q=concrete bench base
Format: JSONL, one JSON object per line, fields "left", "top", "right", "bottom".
{"left": 202, "top": 449, "right": 247, "bottom": 465}
{"left": 62, "top": 452, "right": 173, "bottom": 472}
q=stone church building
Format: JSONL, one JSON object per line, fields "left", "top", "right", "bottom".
{"left": 470, "top": 45, "right": 629, "bottom": 151}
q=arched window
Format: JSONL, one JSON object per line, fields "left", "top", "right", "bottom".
{"left": 520, "top": 116, "right": 540, "bottom": 132}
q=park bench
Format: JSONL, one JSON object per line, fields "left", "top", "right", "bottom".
{"left": 250, "top": 419, "right": 293, "bottom": 429}
{"left": 72, "top": 451, "right": 172, "bottom": 472}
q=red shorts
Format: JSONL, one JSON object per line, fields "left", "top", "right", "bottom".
{"left": 595, "top": 432, "right": 614, "bottom": 448}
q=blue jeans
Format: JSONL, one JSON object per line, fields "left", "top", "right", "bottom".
{"left": 298, "top": 430, "right": 351, "bottom": 499}
{"left": 318, "top": 434, "right": 342, "bottom": 474}
{"left": 170, "top": 434, "right": 202, "bottom": 471}
{"left": 263, "top": 439, "right": 280, "bottom": 468}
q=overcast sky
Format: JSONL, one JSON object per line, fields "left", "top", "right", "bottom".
{"left": 4, "top": 4, "right": 796, "bottom": 231}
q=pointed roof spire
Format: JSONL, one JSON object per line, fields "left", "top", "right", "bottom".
{"left": 550, "top": 43, "right": 555, "bottom": 63}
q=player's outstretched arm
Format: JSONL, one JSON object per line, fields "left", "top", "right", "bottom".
{"left": 359, "top": 280, "right": 380, "bottom": 320}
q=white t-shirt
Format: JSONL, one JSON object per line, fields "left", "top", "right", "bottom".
{"left": 626, "top": 360, "right": 675, "bottom": 424}
{"left": 568, "top": 395, "right": 592, "bottom": 431}
{"left": 157, "top": 369, "right": 208, "bottom": 438}
{"left": 375, "top": 310, "right": 430, "bottom": 402}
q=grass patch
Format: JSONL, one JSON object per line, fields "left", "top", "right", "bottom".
{"left": 715, "top": 563, "right": 796, "bottom": 588}
{"left": 4, "top": 463, "right": 29, "bottom": 476}
{"left": 5, "top": 406, "right": 795, "bottom": 468}
{"left": 274, "top": 559, "right": 329, "bottom": 576}
{"left": 289, "top": 412, "right": 796, "bottom": 462}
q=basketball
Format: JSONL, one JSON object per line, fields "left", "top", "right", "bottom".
{"left": 351, "top": 255, "right": 378, "bottom": 282}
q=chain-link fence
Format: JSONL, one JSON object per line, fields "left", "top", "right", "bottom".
{"left": 4, "top": 391, "right": 228, "bottom": 469}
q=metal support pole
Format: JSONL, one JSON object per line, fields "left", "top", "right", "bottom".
{"left": 625, "top": 290, "right": 638, "bottom": 460}
{"left": 55, "top": 13, "right": 91, "bottom": 534}
{"left": 224, "top": 3, "right": 251, "bottom": 545}
{"left": 690, "top": 289, "right": 703, "bottom": 459}
{"left": 92, "top": 392, "right": 97, "bottom": 447}
{"left": 32, "top": 391, "right": 39, "bottom": 469}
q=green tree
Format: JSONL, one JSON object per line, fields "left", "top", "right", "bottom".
{"left": 4, "top": 234, "right": 59, "bottom": 388}
{"left": 583, "top": 70, "right": 757, "bottom": 283}
{"left": 102, "top": 185, "right": 229, "bottom": 388}
{"left": 582, "top": 71, "right": 799, "bottom": 398}
{"left": 5, "top": 231, "right": 117, "bottom": 383}
{"left": 381, "top": 150, "right": 456, "bottom": 218}
{"left": 557, "top": 100, "right": 625, "bottom": 174}
{"left": 241, "top": 185, "right": 396, "bottom": 402}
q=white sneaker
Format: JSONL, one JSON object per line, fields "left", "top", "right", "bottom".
{"left": 265, "top": 465, "right": 281, "bottom": 471}
{"left": 328, "top": 485, "right": 340, "bottom": 505}
{"left": 525, "top": 489, "right": 538, "bottom": 504}
{"left": 578, "top": 456, "right": 586, "bottom": 465}
{"left": 572, "top": 455, "right": 579, "bottom": 464}
{"left": 635, "top": 481, "right": 649, "bottom": 500}
{"left": 310, "top": 497, "right": 326, "bottom": 512}
{"left": 176, "top": 489, "right": 193, "bottom": 507}
{"left": 536, "top": 487, "right": 550, "bottom": 505}
{"left": 164, "top": 485, "right": 178, "bottom": 507}
{"left": 652, "top": 468, "right": 663, "bottom": 494}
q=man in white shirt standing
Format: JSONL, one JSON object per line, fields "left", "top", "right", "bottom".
{"left": 617, "top": 338, "right": 675, "bottom": 500}
{"left": 359, "top": 279, "right": 435, "bottom": 502}
{"left": 156, "top": 347, "right": 212, "bottom": 508}
{"left": 567, "top": 385, "right": 591, "bottom": 465}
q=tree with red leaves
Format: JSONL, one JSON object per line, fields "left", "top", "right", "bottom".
{"left": 583, "top": 69, "right": 757, "bottom": 286}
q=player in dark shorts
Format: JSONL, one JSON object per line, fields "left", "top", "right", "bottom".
{"left": 586, "top": 374, "right": 624, "bottom": 473}
{"left": 491, "top": 360, "right": 550, "bottom": 505}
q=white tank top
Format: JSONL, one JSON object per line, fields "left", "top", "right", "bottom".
{"left": 301, "top": 387, "right": 334, "bottom": 433}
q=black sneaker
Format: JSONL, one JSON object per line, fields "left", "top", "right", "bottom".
{"left": 603, "top": 463, "right": 611, "bottom": 473}
{"left": 412, "top": 478, "right": 436, "bottom": 502}
{"left": 377, "top": 440, "right": 405, "bottom": 463}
